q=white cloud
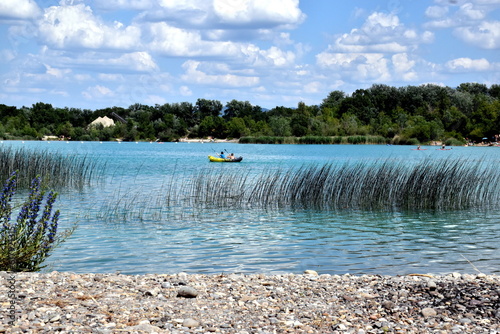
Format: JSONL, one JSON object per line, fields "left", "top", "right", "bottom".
{"left": 445, "top": 57, "right": 491, "bottom": 71}
{"left": 144, "top": 94, "right": 167, "bottom": 106}
{"left": 45, "top": 64, "right": 71, "bottom": 78}
{"left": 98, "top": 73, "right": 125, "bottom": 81}
{"left": 181, "top": 60, "right": 259, "bottom": 87}
{"left": 93, "top": 0, "right": 154, "bottom": 11}
{"left": 243, "top": 45, "right": 296, "bottom": 67}
{"left": 424, "top": 1, "right": 500, "bottom": 49}
{"left": 316, "top": 12, "right": 435, "bottom": 83}
{"left": 303, "top": 81, "right": 321, "bottom": 94}
{"left": 146, "top": 21, "right": 297, "bottom": 68}
{"left": 146, "top": 22, "right": 240, "bottom": 57}
{"left": 74, "top": 74, "right": 91, "bottom": 81}
{"left": 425, "top": 1, "right": 497, "bottom": 29}
{"left": 213, "top": 0, "right": 304, "bottom": 27}
{"left": 330, "top": 12, "right": 433, "bottom": 54}
{"left": 455, "top": 21, "right": 500, "bottom": 49}
{"left": 0, "top": 0, "right": 41, "bottom": 20}
{"left": 113, "top": 52, "right": 158, "bottom": 72}
{"left": 316, "top": 52, "right": 391, "bottom": 82}
{"left": 425, "top": 6, "right": 449, "bottom": 19}
{"left": 82, "top": 85, "right": 115, "bottom": 100}
{"left": 38, "top": 4, "right": 141, "bottom": 50}
{"left": 179, "top": 85, "right": 192, "bottom": 96}
{"left": 392, "top": 53, "right": 415, "bottom": 72}
{"left": 392, "top": 53, "right": 418, "bottom": 81}
{"left": 137, "top": 0, "right": 304, "bottom": 35}
{"left": 0, "top": 49, "right": 16, "bottom": 62}
{"left": 42, "top": 51, "right": 158, "bottom": 73}
{"left": 459, "top": 3, "right": 486, "bottom": 20}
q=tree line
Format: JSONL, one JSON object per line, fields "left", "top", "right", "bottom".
{"left": 0, "top": 82, "right": 499, "bottom": 145}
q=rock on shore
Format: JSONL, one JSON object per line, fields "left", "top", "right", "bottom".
{"left": 1, "top": 271, "right": 498, "bottom": 333}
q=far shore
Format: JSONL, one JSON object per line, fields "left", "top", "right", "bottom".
{"left": 177, "top": 137, "right": 500, "bottom": 147}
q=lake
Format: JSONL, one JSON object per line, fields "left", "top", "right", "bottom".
{"left": 2, "top": 140, "right": 499, "bottom": 275}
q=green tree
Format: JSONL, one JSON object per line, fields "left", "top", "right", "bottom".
{"left": 269, "top": 116, "right": 291, "bottom": 137}
{"left": 223, "top": 100, "right": 253, "bottom": 120}
{"left": 198, "top": 116, "right": 227, "bottom": 138}
{"left": 227, "top": 117, "right": 249, "bottom": 138}
{"left": 195, "top": 99, "right": 223, "bottom": 121}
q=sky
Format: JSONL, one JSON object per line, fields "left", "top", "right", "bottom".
{"left": 0, "top": 0, "right": 499, "bottom": 111}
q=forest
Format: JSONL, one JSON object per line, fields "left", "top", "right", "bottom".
{"left": 0, "top": 82, "right": 499, "bottom": 145}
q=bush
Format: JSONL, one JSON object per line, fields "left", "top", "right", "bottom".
{"left": 444, "top": 137, "right": 466, "bottom": 146}
{"left": 0, "top": 172, "right": 74, "bottom": 271}
{"left": 366, "top": 135, "right": 389, "bottom": 144}
{"left": 332, "top": 136, "right": 344, "bottom": 144}
{"left": 239, "top": 136, "right": 297, "bottom": 144}
{"left": 298, "top": 136, "right": 333, "bottom": 144}
{"left": 347, "top": 136, "right": 367, "bottom": 144}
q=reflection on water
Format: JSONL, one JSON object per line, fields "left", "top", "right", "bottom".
{"left": 49, "top": 207, "right": 500, "bottom": 275}
{"left": 2, "top": 140, "right": 498, "bottom": 275}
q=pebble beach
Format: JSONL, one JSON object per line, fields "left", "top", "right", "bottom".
{"left": 1, "top": 271, "right": 499, "bottom": 333}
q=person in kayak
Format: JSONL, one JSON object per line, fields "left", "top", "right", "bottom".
{"left": 219, "top": 152, "right": 226, "bottom": 159}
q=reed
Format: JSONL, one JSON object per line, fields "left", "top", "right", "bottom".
{"left": 95, "top": 157, "right": 500, "bottom": 223}
{"left": 240, "top": 135, "right": 389, "bottom": 145}
{"left": 185, "top": 157, "right": 500, "bottom": 211}
{"left": 298, "top": 136, "right": 333, "bottom": 144}
{"left": 0, "top": 146, "right": 104, "bottom": 189}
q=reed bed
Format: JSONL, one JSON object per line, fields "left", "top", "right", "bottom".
{"left": 96, "top": 157, "right": 500, "bottom": 223}
{"left": 240, "top": 135, "right": 389, "bottom": 145}
{"left": 0, "top": 146, "right": 104, "bottom": 189}
{"left": 185, "top": 157, "right": 500, "bottom": 211}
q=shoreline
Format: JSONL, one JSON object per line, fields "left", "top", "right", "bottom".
{"left": 1, "top": 271, "right": 498, "bottom": 333}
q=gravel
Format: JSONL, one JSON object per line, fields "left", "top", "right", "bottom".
{"left": 1, "top": 270, "right": 498, "bottom": 333}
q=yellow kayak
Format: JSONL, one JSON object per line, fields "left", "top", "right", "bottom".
{"left": 208, "top": 155, "right": 243, "bottom": 162}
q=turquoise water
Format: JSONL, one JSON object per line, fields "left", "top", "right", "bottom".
{"left": 2, "top": 141, "right": 500, "bottom": 275}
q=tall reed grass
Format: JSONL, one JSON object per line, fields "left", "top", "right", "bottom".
{"left": 0, "top": 147, "right": 104, "bottom": 189}
{"left": 240, "top": 135, "right": 389, "bottom": 145}
{"left": 185, "top": 157, "right": 500, "bottom": 211}
{"left": 97, "top": 157, "right": 500, "bottom": 223}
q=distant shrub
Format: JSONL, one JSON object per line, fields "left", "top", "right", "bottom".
{"left": 445, "top": 137, "right": 466, "bottom": 146}
{"left": 240, "top": 136, "right": 297, "bottom": 144}
{"left": 298, "top": 136, "right": 333, "bottom": 144}
{"left": 366, "top": 135, "right": 389, "bottom": 144}
{"left": 391, "top": 136, "right": 420, "bottom": 145}
{"left": 405, "top": 138, "right": 420, "bottom": 145}
{"left": 332, "top": 136, "right": 344, "bottom": 144}
{"left": 347, "top": 136, "right": 367, "bottom": 144}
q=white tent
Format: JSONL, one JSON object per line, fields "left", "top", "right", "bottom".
{"left": 89, "top": 116, "right": 115, "bottom": 127}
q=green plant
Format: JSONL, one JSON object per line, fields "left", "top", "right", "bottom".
{"left": 0, "top": 172, "right": 74, "bottom": 271}
{"left": 0, "top": 147, "right": 104, "bottom": 189}
{"left": 444, "top": 137, "right": 466, "bottom": 146}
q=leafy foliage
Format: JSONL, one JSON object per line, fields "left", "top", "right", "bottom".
{"left": 1, "top": 82, "right": 499, "bottom": 144}
{"left": 0, "top": 172, "right": 74, "bottom": 271}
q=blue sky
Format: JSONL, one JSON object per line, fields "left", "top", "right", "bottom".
{"left": 0, "top": 0, "right": 499, "bottom": 110}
